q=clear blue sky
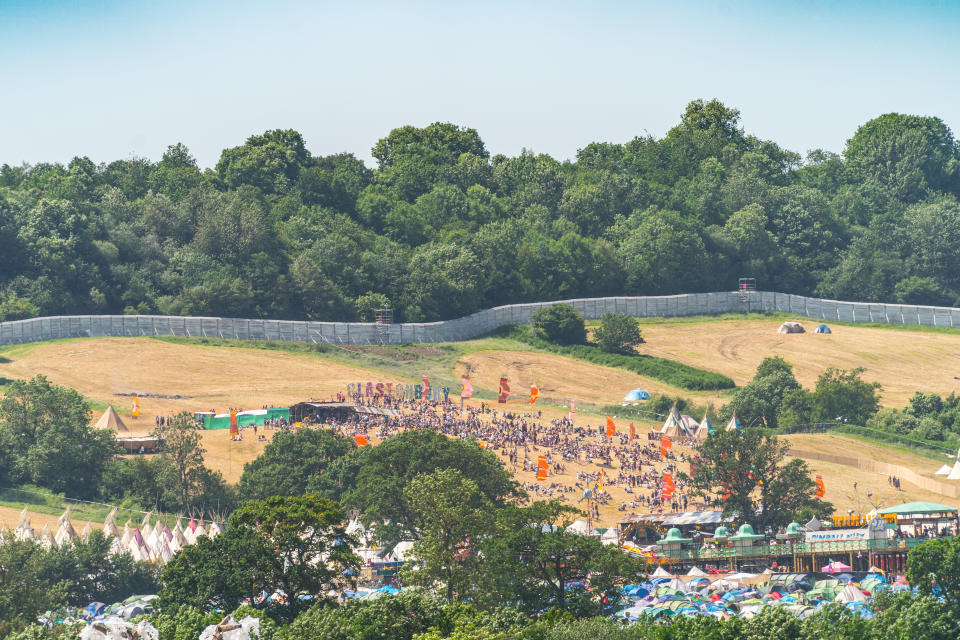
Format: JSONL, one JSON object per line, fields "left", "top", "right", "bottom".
{"left": 1, "top": 0, "right": 958, "bottom": 169}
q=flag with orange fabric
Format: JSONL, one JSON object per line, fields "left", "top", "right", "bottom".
{"left": 132, "top": 395, "right": 140, "bottom": 419}
{"left": 229, "top": 409, "right": 239, "bottom": 436}
{"left": 530, "top": 385, "right": 539, "bottom": 405}
{"left": 421, "top": 374, "right": 430, "bottom": 401}
{"left": 629, "top": 422, "right": 636, "bottom": 441}
{"left": 660, "top": 435, "right": 672, "bottom": 458}
{"left": 354, "top": 434, "right": 370, "bottom": 446}
{"left": 605, "top": 416, "right": 616, "bottom": 437}
{"left": 815, "top": 475, "right": 826, "bottom": 497}
{"left": 663, "top": 472, "right": 675, "bottom": 498}
{"left": 537, "top": 455, "right": 549, "bottom": 481}
{"left": 498, "top": 377, "right": 510, "bottom": 403}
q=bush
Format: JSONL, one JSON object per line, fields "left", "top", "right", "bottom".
{"left": 503, "top": 326, "right": 733, "bottom": 391}
{"left": 531, "top": 305, "right": 586, "bottom": 345}
{"left": 592, "top": 313, "right": 644, "bottom": 354}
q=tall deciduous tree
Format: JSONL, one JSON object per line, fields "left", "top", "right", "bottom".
{"left": 686, "top": 429, "right": 832, "bottom": 533}
{"left": 153, "top": 411, "right": 207, "bottom": 510}
{"left": 400, "top": 469, "right": 495, "bottom": 602}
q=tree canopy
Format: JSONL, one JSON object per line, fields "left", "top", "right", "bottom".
{"left": 3, "top": 103, "right": 960, "bottom": 325}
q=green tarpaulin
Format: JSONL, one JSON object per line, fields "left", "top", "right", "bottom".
{"left": 203, "top": 407, "right": 289, "bottom": 430}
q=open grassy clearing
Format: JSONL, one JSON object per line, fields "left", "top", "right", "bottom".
{"left": 635, "top": 317, "right": 960, "bottom": 407}
{"left": 2, "top": 328, "right": 960, "bottom": 524}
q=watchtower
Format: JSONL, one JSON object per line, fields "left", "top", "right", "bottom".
{"left": 374, "top": 307, "right": 393, "bottom": 345}
{"left": 734, "top": 278, "right": 756, "bottom": 311}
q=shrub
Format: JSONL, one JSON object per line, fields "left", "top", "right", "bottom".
{"left": 592, "top": 313, "right": 644, "bottom": 354}
{"left": 531, "top": 304, "right": 586, "bottom": 345}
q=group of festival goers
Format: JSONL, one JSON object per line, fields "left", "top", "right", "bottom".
{"left": 240, "top": 393, "right": 700, "bottom": 518}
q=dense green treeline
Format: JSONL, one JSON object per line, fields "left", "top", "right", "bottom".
{"left": 2, "top": 100, "right": 960, "bottom": 323}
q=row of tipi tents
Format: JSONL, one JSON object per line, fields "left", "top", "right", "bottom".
{"left": 659, "top": 403, "right": 740, "bottom": 441}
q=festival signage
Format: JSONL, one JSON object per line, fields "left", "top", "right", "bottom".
{"left": 346, "top": 381, "right": 448, "bottom": 402}
{"left": 805, "top": 529, "right": 872, "bottom": 542}
{"left": 498, "top": 377, "right": 510, "bottom": 403}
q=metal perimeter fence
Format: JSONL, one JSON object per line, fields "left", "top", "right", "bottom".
{"left": 4, "top": 291, "right": 960, "bottom": 347}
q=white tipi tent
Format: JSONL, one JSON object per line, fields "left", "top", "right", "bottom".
{"left": 935, "top": 464, "right": 953, "bottom": 476}
{"left": 947, "top": 450, "right": 960, "bottom": 481}
{"left": 95, "top": 405, "right": 129, "bottom": 433}
{"left": 725, "top": 414, "right": 741, "bottom": 432}
{"left": 660, "top": 404, "right": 683, "bottom": 439}
{"left": 695, "top": 415, "right": 712, "bottom": 441}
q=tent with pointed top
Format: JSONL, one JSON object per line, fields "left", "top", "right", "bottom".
{"left": 661, "top": 404, "right": 692, "bottom": 438}
{"left": 947, "top": 460, "right": 960, "bottom": 481}
{"left": 725, "top": 414, "right": 741, "bottom": 432}
{"left": 935, "top": 464, "right": 952, "bottom": 476}
{"left": 95, "top": 405, "right": 129, "bottom": 433}
{"left": 695, "top": 415, "right": 713, "bottom": 441}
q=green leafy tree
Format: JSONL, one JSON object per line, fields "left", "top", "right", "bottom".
{"left": 531, "top": 304, "right": 586, "bottom": 345}
{"left": 0, "top": 375, "right": 117, "bottom": 498}
{"left": 478, "top": 501, "right": 645, "bottom": 616}
{"left": 810, "top": 367, "right": 881, "bottom": 425}
{"left": 686, "top": 429, "right": 832, "bottom": 533}
{"left": 229, "top": 494, "right": 359, "bottom": 617}
{"left": 237, "top": 429, "right": 356, "bottom": 500}
{"left": 592, "top": 312, "right": 644, "bottom": 354}
{"left": 399, "top": 469, "right": 495, "bottom": 602}
{"left": 343, "top": 430, "right": 518, "bottom": 540}
{"left": 725, "top": 357, "right": 801, "bottom": 429}
{"left": 907, "top": 536, "right": 960, "bottom": 612}
{"left": 152, "top": 411, "right": 210, "bottom": 510}
{"left": 288, "top": 592, "right": 444, "bottom": 640}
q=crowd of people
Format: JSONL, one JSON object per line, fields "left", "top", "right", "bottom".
{"left": 296, "top": 393, "right": 702, "bottom": 523}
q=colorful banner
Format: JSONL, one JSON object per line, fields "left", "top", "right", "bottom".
{"left": 530, "top": 385, "right": 539, "bottom": 405}
{"left": 605, "top": 416, "right": 616, "bottom": 437}
{"left": 354, "top": 434, "right": 370, "bottom": 446}
{"left": 421, "top": 374, "right": 430, "bottom": 402}
{"left": 815, "top": 475, "right": 826, "bottom": 497}
{"left": 629, "top": 422, "right": 636, "bottom": 441}
{"left": 660, "top": 436, "right": 672, "bottom": 458}
{"left": 663, "top": 472, "right": 675, "bottom": 498}
{"left": 460, "top": 376, "right": 474, "bottom": 399}
{"left": 132, "top": 395, "right": 140, "bottom": 419}
{"left": 498, "top": 377, "right": 510, "bottom": 404}
{"left": 229, "top": 409, "right": 239, "bottom": 436}
{"left": 537, "top": 455, "right": 549, "bottom": 482}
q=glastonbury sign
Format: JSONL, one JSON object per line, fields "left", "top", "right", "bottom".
{"left": 347, "top": 381, "right": 449, "bottom": 402}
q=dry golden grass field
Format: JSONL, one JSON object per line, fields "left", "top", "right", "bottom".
{"left": 638, "top": 317, "right": 960, "bottom": 407}
{"left": 1, "top": 324, "right": 959, "bottom": 528}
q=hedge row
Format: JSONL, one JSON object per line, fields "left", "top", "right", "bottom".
{"left": 497, "top": 326, "right": 735, "bottom": 391}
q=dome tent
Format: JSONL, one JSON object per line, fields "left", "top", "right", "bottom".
{"left": 623, "top": 388, "right": 650, "bottom": 404}
{"left": 814, "top": 324, "right": 832, "bottom": 334}
{"left": 777, "top": 322, "right": 805, "bottom": 334}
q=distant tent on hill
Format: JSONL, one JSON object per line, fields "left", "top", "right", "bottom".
{"left": 725, "top": 414, "right": 741, "bottom": 432}
{"left": 95, "top": 405, "right": 128, "bottom": 433}
{"left": 777, "top": 322, "right": 805, "bottom": 334}
{"left": 695, "top": 415, "right": 713, "bottom": 441}
{"left": 814, "top": 324, "right": 832, "bottom": 334}
{"left": 935, "top": 464, "right": 952, "bottom": 476}
{"left": 622, "top": 388, "right": 650, "bottom": 404}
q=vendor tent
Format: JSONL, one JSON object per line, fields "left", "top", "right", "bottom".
{"left": 623, "top": 388, "right": 650, "bottom": 404}
{"left": 777, "top": 322, "right": 805, "bottom": 334}
{"left": 814, "top": 324, "right": 832, "bottom": 334}
{"left": 96, "top": 406, "right": 129, "bottom": 433}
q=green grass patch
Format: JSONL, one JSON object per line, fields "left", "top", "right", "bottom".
{"left": 0, "top": 485, "right": 181, "bottom": 529}
{"left": 490, "top": 326, "right": 735, "bottom": 391}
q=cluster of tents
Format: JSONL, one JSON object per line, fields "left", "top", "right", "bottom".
{"left": 11, "top": 507, "right": 223, "bottom": 564}
{"left": 777, "top": 322, "right": 832, "bottom": 334}
{"left": 616, "top": 566, "right": 904, "bottom": 622}
{"left": 659, "top": 404, "right": 740, "bottom": 442}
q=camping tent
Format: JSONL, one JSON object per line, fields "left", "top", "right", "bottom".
{"left": 96, "top": 405, "right": 129, "bottom": 433}
{"left": 935, "top": 464, "right": 953, "bottom": 476}
{"left": 623, "top": 388, "right": 650, "bottom": 404}
{"left": 777, "top": 322, "right": 805, "bottom": 334}
{"left": 814, "top": 324, "right": 832, "bottom": 334}
{"left": 834, "top": 584, "right": 866, "bottom": 603}
{"left": 695, "top": 415, "right": 712, "bottom": 441}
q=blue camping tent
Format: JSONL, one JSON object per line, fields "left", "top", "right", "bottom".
{"left": 623, "top": 389, "right": 650, "bottom": 403}
{"left": 814, "top": 324, "right": 832, "bottom": 334}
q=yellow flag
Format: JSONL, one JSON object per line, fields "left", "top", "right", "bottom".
{"left": 132, "top": 395, "right": 140, "bottom": 418}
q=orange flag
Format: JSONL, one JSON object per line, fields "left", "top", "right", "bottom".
{"left": 605, "top": 416, "right": 616, "bottom": 437}
{"left": 354, "top": 434, "right": 370, "bottom": 446}
{"left": 629, "top": 422, "right": 636, "bottom": 441}
{"left": 660, "top": 436, "right": 672, "bottom": 458}
{"left": 537, "top": 455, "right": 549, "bottom": 481}
{"left": 815, "top": 475, "right": 826, "bottom": 497}
{"left": 132, "top": 395, "right": 140, "bottom": 419}
{"left": 530, "top": 385, "right": 539, "bottom": 405}
{"left": 498, "top": 377, "right": 511, "bottom": 404}
{"left": 229, "top": 409, "right": 239, "bottom": 436}
{"left": 663, "top": 472, "right": 676, "bottom": 498}
{"left": 421, "top": 374, "right": 430, "bottom": 401}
